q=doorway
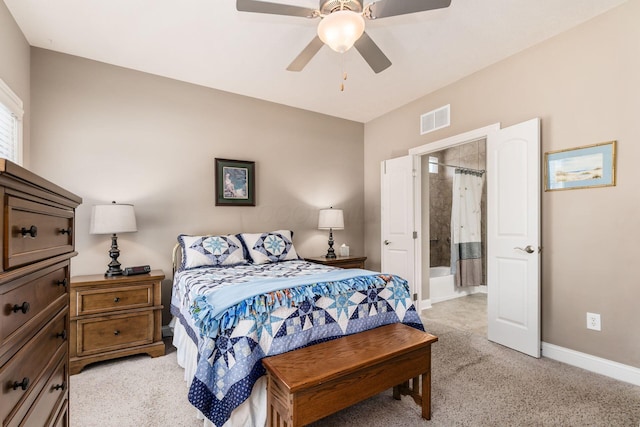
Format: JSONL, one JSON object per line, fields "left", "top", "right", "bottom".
{"left": 410, "top": 123, "right": 499, "bottom": 315}
{"left": 424, "top": 139, "right": 488, "bottom": 302}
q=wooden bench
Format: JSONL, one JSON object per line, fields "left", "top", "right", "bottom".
{"left": 262, "top": 323, "right": 438, "bottom": 427}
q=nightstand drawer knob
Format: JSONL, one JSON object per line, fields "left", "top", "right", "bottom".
{"left": 12, "top": 302, "right": 30, "bottom": 314}
{"left": 114, "top": 330, "right": 120, "bottom": 336}
{"left": 57, "top": 278, "right": 68, "bottom": 288}
{"left": 12, "top": 377, "right": 29, "bottom": 391}
{"left": 20, "top": 225, "right": 38, "bottom": 238}
{"left": 56, "top": 330, "right": 67, "bottom": 340}
{"left": 52, "top": 382, "right": 66, "bottom": 391}
{"left": 114, "top": 297, "right": 120, "bottom": 303}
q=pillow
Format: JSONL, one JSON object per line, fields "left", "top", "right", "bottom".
{"left": 239, "top": 229, "right": 301, "bottom": 264}
{"left": 177, "top": 234, "right": 248, "bottom": 270}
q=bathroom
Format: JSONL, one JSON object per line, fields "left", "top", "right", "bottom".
{"left": 423, "top": 138, "right": 487, "bottom": 306}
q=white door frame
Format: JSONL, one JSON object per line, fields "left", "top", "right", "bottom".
{"left": 408, "top": 123, "right": 501, "bottom": 309}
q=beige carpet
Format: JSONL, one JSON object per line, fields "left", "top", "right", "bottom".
{"left": 70, "top": 296, "right": 640, "bottom": 426}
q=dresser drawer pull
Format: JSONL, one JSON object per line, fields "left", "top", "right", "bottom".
{"left": 20, "top": 225, "right": 38, "bottom": 238}
{"left": 12, "top": 377, "right": 30, "bottom": 391}
{"left": 12, "top": 301, "right": 30, "bottom": 314}
{"left": 59, "top": 227, "right": 72, "bottom": 235}
{"left": 56, "top": 330, "right": 67, "bottom": 340}
{"left": 114, "top": 297, "right": 121, "bottom": 303}
{"left": 52, "top": 382, "right": 66, "bottom": 391}
{"left": 114, "top": 330, "right": 120, "bottom": 336}
{"left": 57, "top": 278, "right": 68, "bottom": 288}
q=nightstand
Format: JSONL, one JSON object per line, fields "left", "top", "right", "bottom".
{"left": 305, "top": 256, "right": 367, "bottom": 269}
{"left": 69, "top": 270, "right": 165, "bottom": 374}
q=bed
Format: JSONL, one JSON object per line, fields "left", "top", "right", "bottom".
{"left": 170, "top": 230, "right": 425, "bottom": 427}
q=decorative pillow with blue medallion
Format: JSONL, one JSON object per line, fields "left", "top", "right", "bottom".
{"left": 178, "top": 234, "right": 248, "bottom": 270}
{"left": 239, "top": 229, "right": 301, "bottom": 264}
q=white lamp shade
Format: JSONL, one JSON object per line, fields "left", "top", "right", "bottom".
{"left": 90, "top": 203, "right": 138, "bottom": 235}
{"left": 317, "top": 10, "right": 365, "bottom": 53}
{"left": 318, "top": 208, "right": 344, "bottom": 230}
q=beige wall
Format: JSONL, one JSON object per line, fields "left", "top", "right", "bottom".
{"left": 0, "top": 1, "right": 30, "bottom": 165}
{"left": 365, "top": 1, "right": 640, "bottom": 368}
{"left": 29, "top": 49, "right": 364, "bottom": 324}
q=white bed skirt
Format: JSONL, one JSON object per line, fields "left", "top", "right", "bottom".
{"left": 171, "top": 318, "right": 267, "bottom": 427}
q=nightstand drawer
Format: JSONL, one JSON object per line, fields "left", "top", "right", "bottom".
{"left": 5, "top": 196, "right": 75, "bottom": 270}
{"left": 75, "top": 311, "right": 155, "bottom": 356}
{"left": 73, "top": 283, "right": 153, "bottom": 316}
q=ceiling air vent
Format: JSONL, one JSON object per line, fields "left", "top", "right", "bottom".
{"left": 420, "top": 104, "right": 450, "bottom": 135}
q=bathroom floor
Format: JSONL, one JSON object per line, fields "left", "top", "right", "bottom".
{"left": 421, "top": 293, "right": 487, "bottom": 336}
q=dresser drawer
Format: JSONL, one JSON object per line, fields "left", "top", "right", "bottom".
{"left": 12, "top": 354, "right": 68, "bottom": 427}
{"left": 0, "top": 309, "right": 68, "bottom": 425}
{"left": 75, "top": 311, "right": 155, "bottom": 356}
{"left": 0, "top": 263, "right": 68, "bottom": 362}
{"left": 73, "top": 283, "right": 154, "bottom": 316}
{"left": 5, "top": 196, "right": 74, "bottom": 270}
{"left": 51, "top": 399, "right": 69, "bottom": 427}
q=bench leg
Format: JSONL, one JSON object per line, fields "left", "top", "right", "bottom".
{"left": 422, "top": 371, "right": 431, "bottom": 420}
{"left": 393, "top": 381, "right": 408, "bottom": 400}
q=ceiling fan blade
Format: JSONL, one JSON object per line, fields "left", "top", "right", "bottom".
{"left": 354, "top": 32, "right": 392, "bottom": 74}
{"left": 367, "top": 0, "right": 451, "bottom": 19}
{"left": 236, "top": 0, "right": 317, "bottom": 18}
{"left": 287, "top": 36, "right": 324, "bottom": 72}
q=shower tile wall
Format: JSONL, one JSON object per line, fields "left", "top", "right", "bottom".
{"left": 429, "top": 139, "right": 487, "bottom": 285}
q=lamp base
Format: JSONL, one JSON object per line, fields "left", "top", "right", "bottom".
{"left": 105, "top": 234, "right": 124, "bottom": 277}
{"left": 325, "top": 228, "right": 337, "bottom": 259}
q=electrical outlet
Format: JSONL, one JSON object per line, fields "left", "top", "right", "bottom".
{"left": 586, "top": 312, "right": 601, "bottom": 331}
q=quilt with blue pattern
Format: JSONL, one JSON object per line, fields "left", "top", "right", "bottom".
{"left": 170, "top": 260, "right": 424, "bottom": 427}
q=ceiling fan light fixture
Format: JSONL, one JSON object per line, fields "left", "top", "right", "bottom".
{"left": 317, "top": 10, "right": 365, "bottom": 53}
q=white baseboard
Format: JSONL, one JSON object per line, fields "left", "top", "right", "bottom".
{"left": 542, "top": 342, "right": 640, "bottom": 387}
{"left": 421, "top": 299, "right": 432, "bottom": 310}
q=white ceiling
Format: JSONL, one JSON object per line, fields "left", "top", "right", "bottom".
{"left": 4, "top": 0, "right": 626, "bottom": 123}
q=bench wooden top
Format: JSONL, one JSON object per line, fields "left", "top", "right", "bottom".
{"left": 262, "top": 323, "right": 438, "bottom": 393}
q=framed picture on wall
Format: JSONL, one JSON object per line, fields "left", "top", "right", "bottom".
{"left": 544, "top": 141, "right": 616, "bottom": 191}
{"left": 215, "top": 158, "right": 256, "bottom": 206}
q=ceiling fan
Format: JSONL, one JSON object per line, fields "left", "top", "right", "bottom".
{"left": 236, "top": 0, "right": 452, "bottom": 74}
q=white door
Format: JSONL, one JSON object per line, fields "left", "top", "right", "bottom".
{"left": 381, "top": 156, "right": 417, "bottom": 306}
{"left": 487, "top": 118, "right": 541, "bottom": 357}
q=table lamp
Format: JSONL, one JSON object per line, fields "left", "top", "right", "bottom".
{"left": 90, "top": 201, "right": 137, "bottom": 277}
{"left": 318, "top": 207, "right": 344, "bottom": 259}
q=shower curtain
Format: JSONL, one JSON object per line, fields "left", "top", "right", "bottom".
{"left": 451, "top": 168, "right": 484, "bottom": 287}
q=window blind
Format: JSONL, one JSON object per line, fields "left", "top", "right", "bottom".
{"left": 0, "top": 102, "right": 18, "bottom": 162}
{"left": 0, "top": 78, "right": 23, "bottom": 165}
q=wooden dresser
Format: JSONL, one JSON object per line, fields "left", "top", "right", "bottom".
{"left": 69, "top": 270, "right": 165, "bottom": 375}
{"left": 0, "top": 160, "right": 81, "bottom": 427}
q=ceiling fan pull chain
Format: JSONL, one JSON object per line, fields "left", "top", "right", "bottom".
{"left": 340, "top": 54, "right": 347, "bottom": 92}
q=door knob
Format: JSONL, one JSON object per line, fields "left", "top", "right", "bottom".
{"left": 384, "top": 240, "right": 391, "bottom": 245}
{"left": 514, "top": 245, "right": 535, "bottom": 254}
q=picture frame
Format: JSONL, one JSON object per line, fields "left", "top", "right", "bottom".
{"left": 215, "top": 158, "right": 256, "bottom": 206}
{"left": 544, "top": 141, "right": 616, "bottom": 191}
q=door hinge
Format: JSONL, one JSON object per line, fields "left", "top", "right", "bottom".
{"left": 413, "top": 293, "right": 418, "bottom": 301}
{"left": 413, "top": 231, "right": 418, "bottom": 239}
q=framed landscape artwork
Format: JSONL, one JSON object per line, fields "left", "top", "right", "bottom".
{"left": 544, "top": 141, "right": 616, "bottom": 191}
{"left": 215, "top": 158, "right": 255, "bottom": 206}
